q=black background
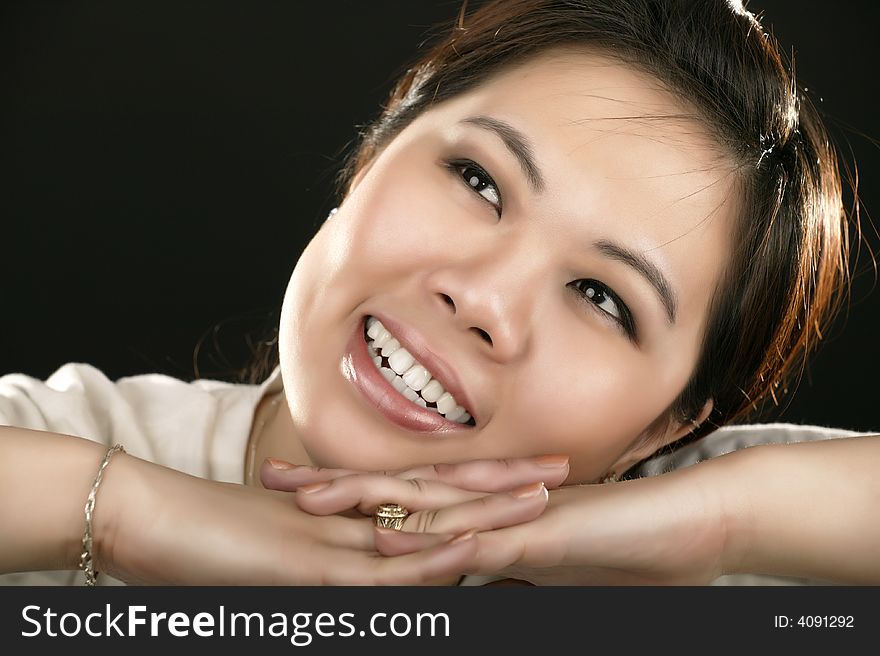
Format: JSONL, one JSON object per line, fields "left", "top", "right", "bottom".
{"left": 2, "top": 1, "right": 878, "bottom": 431}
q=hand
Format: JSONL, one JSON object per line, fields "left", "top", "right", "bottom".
{"left": 95, "top": 453, "right": 481, "bottom": 585}
{"left": 264, "top": 457, "right": 726, "bottom": 585}
{"left": 261, "top": 455, "right": 571, "bottom": 495}
{"left": 260, "top": 456, "right": 569, "bottom": 559}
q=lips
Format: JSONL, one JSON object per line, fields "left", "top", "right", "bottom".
{"left": 341, "top": 316, "right": 476, "bottom": 434}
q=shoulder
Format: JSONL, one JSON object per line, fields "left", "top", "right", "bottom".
{"left": 637, "top": 422, "right": 871, "bottom": 477}
{"left": 1, "top": 363, "right": 281, "bottom": 483}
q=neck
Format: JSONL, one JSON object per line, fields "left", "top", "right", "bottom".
{"left": 246, "top": 393, "right": 315, "bottom": 488}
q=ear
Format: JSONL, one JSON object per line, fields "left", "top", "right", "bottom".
{"left": 603, "top": 399, "right": 714, "bottom": 479}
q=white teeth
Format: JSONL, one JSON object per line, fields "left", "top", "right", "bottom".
{"left": 365, "top": 317, "right": 473, "bottom": 425}
{"left": 388, "top": 347, "right": 414, "bottom": 374}
{"left": 445, "top": 405, "right": 466, "bottom": 422}
{"left": 381, "top": 338, "right": 401, "bottom": 357}
{"left": 372, "top": 328, "right": 393, "bottom": 349}
{"left": 402, "top": 364, "right": 431, "bottom": 391}
{"left": 435, "top": 392, "right": 457, "bottom": 415}
{"left": 420, "top": 379, "right": 445, "bottom": 403}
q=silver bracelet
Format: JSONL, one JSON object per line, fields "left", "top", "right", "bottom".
{"left": 80, "top": 444, "right": 125, "bottom": 586}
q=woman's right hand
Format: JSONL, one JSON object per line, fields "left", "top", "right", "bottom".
{"left": 95, "top": 452, "right": 489, "bottom": 585}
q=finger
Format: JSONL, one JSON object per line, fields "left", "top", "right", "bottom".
{"left": 395, "top": 456, "right": 570, "bottom": 492}
{"left": 324, "top": 531, "right": 478, "bottom": 585}
{"left": 403, "top": 482, "right": 549, "bottom": 536}
{"left": 458, "top": 524, "right": 548, "bottom": 576}
{"left": 295, "top": 473, "right": 485, "bottom": 516}
{"left": 260, "top": 460, "right": 361, "bottom": 491}
{"left": 261, "top": 455, "right": 570, "bottom": 494}
{"left": 310, "top": 513, "right": 380, "bottom": 551}
{"left": 373, "top": 527, "right": 455, "bottom": 556}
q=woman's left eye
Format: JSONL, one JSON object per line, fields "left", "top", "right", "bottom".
{"left": 569, "top": 279, "right": 637, "bottom": 340}
{"left": 448, "top": 159, "right": 502, "bottom": 214}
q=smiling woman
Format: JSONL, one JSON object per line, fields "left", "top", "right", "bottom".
{"left": 267, "top": 49, "right": 736, "bottom": 485}
{"left": 1, "top": 0, "right": 879, "bottom": 587}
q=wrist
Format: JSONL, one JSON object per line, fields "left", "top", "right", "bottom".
{"left": 706, "top": 444, "right": 770, "bottom": 577}
{"left": 663, "top": 454, "right": 735, "bottom": 581}
{"left": 90, "top": 450, "right": 153, "bottom": 582}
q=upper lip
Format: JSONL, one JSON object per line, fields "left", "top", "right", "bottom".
{"left": 368, "top": 312, "right": 479, "bottom": 424}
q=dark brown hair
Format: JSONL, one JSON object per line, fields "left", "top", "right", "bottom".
{"left": 253, "top": 0, "right": 850, "bottom": 467}
{"left": 340, "top": 0, "right": 848, "bottom": 454}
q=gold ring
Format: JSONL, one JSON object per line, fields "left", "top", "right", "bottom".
{"left": 374, "top": 503, "right": 409, "bottom": 531}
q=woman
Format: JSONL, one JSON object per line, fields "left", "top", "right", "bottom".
{"left": 1, "top": 0, "right": 877, "bottom": 585}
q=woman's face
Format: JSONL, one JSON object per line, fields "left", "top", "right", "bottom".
{"left": 278, "top": 50, "right": 738, "bottom": 484}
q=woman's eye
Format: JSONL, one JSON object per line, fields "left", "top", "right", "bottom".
{"left": 570, "top": 279, "right": 637, "bottom": 340}
{"left": 449, "top": 160, "right": 502, "bottom": 214}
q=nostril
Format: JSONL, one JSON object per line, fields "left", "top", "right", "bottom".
{"left": 471, "top": 327, "right": 493, "bottom": 345}
{"left": 439, "top": 293, "right": 456, "bottom": 311}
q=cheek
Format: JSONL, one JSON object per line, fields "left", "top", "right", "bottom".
{"left": 510, "top": 340, "right": 684, "bottom": 478}
{"left": 350, "top": 169, "right": 438, "bottom": 252}
{"left": 342, "top": 157, "right": 486, "bottom": 277}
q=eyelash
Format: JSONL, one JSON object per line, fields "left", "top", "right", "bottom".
{"left": 446, "top": 158, "right": 637, "bottom": 342}
{"left": 569, "top": 280, "right": 638, "bottom": 342}
{"left": 446, "top": 159, "right": 503, "bottom": 215}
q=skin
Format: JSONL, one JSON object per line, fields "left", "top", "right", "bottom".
{"left": 253, "top": 49, "right": 738, "bottom": 488}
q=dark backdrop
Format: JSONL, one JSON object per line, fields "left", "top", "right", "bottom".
{"left": 2, "top": 1, "right": 878, "bottom": 431}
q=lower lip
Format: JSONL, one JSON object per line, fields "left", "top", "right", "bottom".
{"left": 341, "top": 318, "right": 468, "bottom": 434}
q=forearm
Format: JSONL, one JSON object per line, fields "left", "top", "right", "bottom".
{"left": 0, "top": 426, "right": 125, "bottom": 574}
{"left": 717, "top": 434, "right": 880, "bottom": 583}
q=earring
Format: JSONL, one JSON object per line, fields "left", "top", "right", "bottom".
{"left": 600, "top": 471, "right": 619, "bottom": 484}
{"left": 326, "top": 207, "right": 339, "bottom": 220}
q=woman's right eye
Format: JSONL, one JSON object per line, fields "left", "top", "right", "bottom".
{"left": 448, "top": 159, "right": 502, "bottom": 215}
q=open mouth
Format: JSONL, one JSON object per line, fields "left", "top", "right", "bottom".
{"left": 363, "top": 316, "right": 477, "bottom": 427}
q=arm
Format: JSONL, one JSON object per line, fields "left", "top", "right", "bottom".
{"left": 268, "top": 434, "right": 880, "bottom": 585}
{"left": 0, "top": 426, "right": 519, "bottom": 584}
{"left": 0, "top": 426, "right": 113, "bottom": 574}
{"left": 720, "top": 435, "right": 880, "bottom": 583}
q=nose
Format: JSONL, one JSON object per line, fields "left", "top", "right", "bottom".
{"left": 426, "top": 246, "right": 535, "bottom": 361}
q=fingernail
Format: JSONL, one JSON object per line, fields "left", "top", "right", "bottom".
{"left": 450, "top": 529, "right": 477, "bottom": 544}
{"left": 266, "top": 458, "right": 296, "bottom": 470}
{"left": 510, "top": 481, "right": 546, "bottom": 499}
{"left": 298, "top": 481, "right": 331, "bottom": 494}
{"left": 531, "top": 454, "right": 569, "bottom": 468}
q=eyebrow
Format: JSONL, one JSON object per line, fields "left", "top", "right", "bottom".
{"left": 594, "top": 239, "right": 678, "bottom": 324}
{"left": 461, "top": 115, "right": 546, "bottom": 192}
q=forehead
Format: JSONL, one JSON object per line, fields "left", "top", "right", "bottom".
{"left": 455, "top": 49, "right": 735, "bottom": 196}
